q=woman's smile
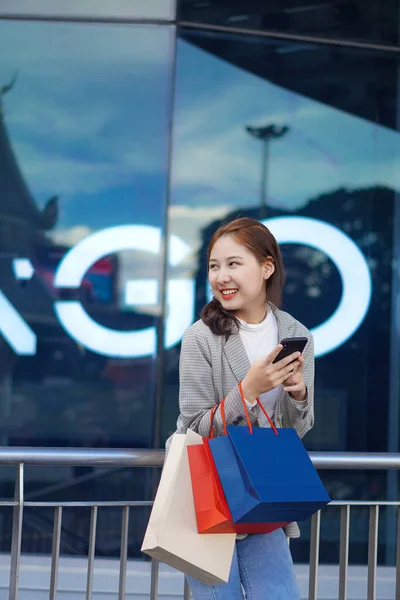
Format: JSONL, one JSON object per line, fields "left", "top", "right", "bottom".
{"left": 220, "top": 288, "right": 239, "bottom": 300}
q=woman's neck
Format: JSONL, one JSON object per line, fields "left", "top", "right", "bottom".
{"left": 234, "top": 304, "right": 268, "bottom": 325}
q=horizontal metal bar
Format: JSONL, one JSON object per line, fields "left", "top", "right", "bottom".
{"left": 329, "top": 501, "right": 400, "bottom": 506}
{"left": 24, "top": 501, "right": 153, "bottom": 507}
{"left": 0, "top": 448, "right": 399, "bottom": 469}
{"left": 11, "top": 500, "right": 400, "bottom": 510}
{"left": 0, "top": 447, "right": 165, "bottom": 466}
{"left": 311, "top": 453, "right": 400, "bottom": 470}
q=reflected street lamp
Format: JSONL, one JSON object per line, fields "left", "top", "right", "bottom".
{"left": 245, "top": 124, "right": 289, "bottom": 218}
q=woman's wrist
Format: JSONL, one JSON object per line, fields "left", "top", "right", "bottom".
{"left": 241, "top": 378, "right": 257, "bottom": 404}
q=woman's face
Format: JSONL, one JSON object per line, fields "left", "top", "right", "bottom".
{"left": 208, "top": 234, "right": 275, "bottom": 323}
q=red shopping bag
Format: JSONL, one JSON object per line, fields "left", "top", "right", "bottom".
{"left": 187, "top": 403, "right": 288, "bottom": 534}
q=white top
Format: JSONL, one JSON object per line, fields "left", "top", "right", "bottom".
{"left": 238, "top": 309, "right": 279, "bottom": 423}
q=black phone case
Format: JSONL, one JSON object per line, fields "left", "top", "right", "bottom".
{"left": 272, "top": 337, "right": 308, "bottom": 363}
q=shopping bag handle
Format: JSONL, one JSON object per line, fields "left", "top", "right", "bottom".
{"left": 220, "top": 397, "right": 228, "bottom": 435}
{"left": 238, "top": 381, "right": 278, "bottom": 436}
{"left": 209, "top": 404, "right": 218, "bottom": 438}
{"left": 209, "top": 383, "right": 278, "bottom": 438}
{"left": 221, "top": 387, "right": 253, "bottom": 434}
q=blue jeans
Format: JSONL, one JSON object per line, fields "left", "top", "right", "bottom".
{"left": 186, "top": 529, "right": 300, "bottom": 599}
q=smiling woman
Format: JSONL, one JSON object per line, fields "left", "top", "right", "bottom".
{"left": 205, "top": 218, "right": 284, "bottom": 328}
{"left": 168, "top": 216, "right": 314, "bottom": 598}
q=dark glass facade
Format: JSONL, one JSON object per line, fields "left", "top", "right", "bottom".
{"left": 0, "top": 0, "right": 399, "bottom": 564}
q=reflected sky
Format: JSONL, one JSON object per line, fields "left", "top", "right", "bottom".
{"left": 0, "top": 21, "right": 173, "bottom": 246}
{"left": 0, "top": 22, "right": 399, "bottom": 266}
{"left": 170, "top": 38, "right": 400, "bottom": 252}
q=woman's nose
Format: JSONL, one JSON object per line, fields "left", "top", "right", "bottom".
{"left": 217, "top": 269, "right": 231, "bottom": 283}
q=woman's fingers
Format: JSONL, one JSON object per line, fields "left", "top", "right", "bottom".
{"left": 284, "top": 384, "right": 302, "bottom": 392}
{"left": 282, "top": 359, "right": 300, "bottom": 376}
{"left": 266, "top": 345, "right": 283, "bottom": 363}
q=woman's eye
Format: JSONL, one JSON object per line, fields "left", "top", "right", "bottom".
{"left": 209, "top": 264, "right": 217, "bottom": 270}
{"left": 230, "top": 261, "right": 239, "bottom": 267}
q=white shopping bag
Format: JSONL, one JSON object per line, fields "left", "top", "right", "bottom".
{"left": 141, "top": 429, "right": 236, "bottom": 585}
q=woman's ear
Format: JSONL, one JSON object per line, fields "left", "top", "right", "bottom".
{"left": 264, "top": 257, "right": 275, "bottom": 280}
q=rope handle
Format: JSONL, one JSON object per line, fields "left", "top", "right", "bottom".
{"left": 238, "top": 381, "right": 279, "bottom": 436}
{"left": 209, "top": 382, "right": 279, "bottom": 437}
{"left": 220, "top": 397, "right": 228, "bottom": 435}
{"left": 209, "top": 404, "right": 218, "bottom": 438}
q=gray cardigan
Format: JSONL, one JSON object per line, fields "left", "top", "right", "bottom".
{"left": 170, "top": 305, "right": 315, "bottom": 538}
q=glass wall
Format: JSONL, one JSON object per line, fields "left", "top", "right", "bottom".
{"left": 163, "top": 27, "right": 400, "bottom": 563}
{"left": 0, "top": 0, "right": 399, "bottom": 563}
{"left": 0, "top": 17, "right": 174, "bottom": 556}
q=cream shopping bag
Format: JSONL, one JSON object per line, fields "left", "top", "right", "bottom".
{"left": 141, "top": 429, "right": 236, "bottom": 585}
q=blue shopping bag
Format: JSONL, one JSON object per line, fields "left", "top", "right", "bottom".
{"left": 208, "top": 384, "right": 330, "bottom": 524}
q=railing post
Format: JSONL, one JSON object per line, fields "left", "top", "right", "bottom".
{"left": 49, "top": 506, "right": 62, "bottom": 600}
{"left": 9, "top": 463, "right": 24, "bottom": 600}
{"left": 150, "top": 559, "right": 159, "bottom": 600}
{"left": 86, "top": 506, "right": 98, "bottom": 600}
{"left": 338, "top": 505, "right": 350, "bottom": 600}
{"left": 308, "top": 510, "right": 321, "bottom": 600}
{"left": 367, "top": 505, "right": 379, "bottom": 600}
{"left": 118, "top": 506, "right": 129, "bottom": 600}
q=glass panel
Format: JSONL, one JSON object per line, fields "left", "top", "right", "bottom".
{"left": 163, "top": 29, "right": 400, "bottom": 563}
{"left": 0, "top": 0, "right": 176, "bottom": 20}
{"left": 0, "top": 19, "right": 173, "bottom": 556}
{"left": 178, "top": 0, "right": 399, "bottom": 47}
{"left": 0, "top": 19, "right": 173, "bottom": 448}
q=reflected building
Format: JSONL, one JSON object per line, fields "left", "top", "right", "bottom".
{"left": 0, "top": 0, "right": 399, "bottom": 565}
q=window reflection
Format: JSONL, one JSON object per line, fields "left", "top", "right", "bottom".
{"left": 163, "top": 31, "right": 400, "bottom": 563}
{"left": 0, "top": 21, "right": 173, "bottom": 452}
{"left": 178, "top": 0, "right": 399, "bottom": 47}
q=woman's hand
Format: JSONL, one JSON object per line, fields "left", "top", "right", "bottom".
{"left": 241, "top": 345, "right": 302, "bottom": 403}
{"left": 283, "top": 355, "right": 307, "bottom": 401}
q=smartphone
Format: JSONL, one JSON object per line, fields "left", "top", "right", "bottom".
{"left": 272, "top": 337, "right": 308, "bottom": 364}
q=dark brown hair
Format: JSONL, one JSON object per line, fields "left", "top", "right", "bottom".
{"left": 201, "top": 217, "right": 285, "bottom": 336}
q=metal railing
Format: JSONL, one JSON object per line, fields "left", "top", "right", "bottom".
{"left": 2, "top": 448, "right": 400, "bottom": 600}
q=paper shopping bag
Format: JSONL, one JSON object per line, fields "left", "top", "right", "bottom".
{"left": 208, "top": 383, "right": 330, "bottom": 524}
{"left": 187, "top": 403, "right": 288, "bottom": 534}
{"left": 141, "top": 429, "right": 236, "bottom": 585}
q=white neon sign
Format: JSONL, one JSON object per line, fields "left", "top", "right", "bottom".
{"left": 263, "top": 217, "right": 372, "bottom": 357}
{"left": 53, "top": 225, "right": 194, "bottom": 358}
{"left": 0, "top": 218, "right": 372, "bottom": 358}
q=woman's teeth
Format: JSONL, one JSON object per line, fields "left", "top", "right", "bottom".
{"left": 221, "top": 289, "right": 238, "bottom": 297}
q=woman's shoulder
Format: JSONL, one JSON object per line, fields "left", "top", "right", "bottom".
{"left": 181, "top": 318, "right": 220, "bottom": 362}
{"left": 183, "top": 318, "right": 216, "bottom": 343}
{"left": 273, "top": 307, "right": 313, "bottom": 340}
